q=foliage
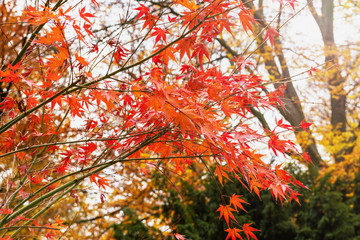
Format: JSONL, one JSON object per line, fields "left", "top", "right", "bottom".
{"left": 113, "top": 164, "right": 360, "bottom": 240}
{"left": 0, "top": 0, "right": 310, "bottom": 239}
{"left": 112, "top": 207, "right": 164, "bottom": 240}
{"left": 108, "top": 0, "right": 360, "bottom": 239}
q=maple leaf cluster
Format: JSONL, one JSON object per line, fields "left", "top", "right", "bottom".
{"left": 0, "top": 0, "right": 309, "bottom": 239}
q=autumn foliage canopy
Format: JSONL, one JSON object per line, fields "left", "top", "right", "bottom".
{"left": 0, "top": 0, "right": 311, "bottom": 239}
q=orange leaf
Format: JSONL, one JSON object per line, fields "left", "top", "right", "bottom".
{"left": 217, "top": 205, "right": 237, "bottom": 227}
{"left": 289, "top": 190, "right": 302, "bottom": 205}
{"left": 174, "top": 233, "right": 188, "bottom": 240}
{"left": 66, "top": 96, "right": 85, "bottom": 117}
{"left": 191, "top": 42, "right": 209, "bottom": 66}
{"left": 28, "top": 173, "right": 45, "bottom": 184}
{"left": 90, "top": 174, "right": 109, "bottom": 190}
{"left": 242, "top": 223, "right": 260, "bottom": 240}
{"left": 73, "top": 23, "right": 87, "bottom": 45}
{"left": 96, "top": 177, "right": 110, "bottom": 190}
{"left": 89, "top": 174, "right": 100, "bottom": 184}
{"left": 174, "top": 0, "right": 198, "bottom": 10}
{"left": 22, "top": 5, "right": 55, "bottom": 25}
{"left": 75, "top": 53, "right": 89, "bottom": 67}
{"left": 302, "top": 152, "right": 313, "bottom": 165}
{"left": 154, "top": 44, "right": 177, "bottom": 67}
{"left": 215, "top": 165, "right": 230, "bottom": 185}
{"left": 225, "top": 227, "right": 243, "bottom": 240}
{"left": 229, "top": 194, "right": 249, "bottom": 212}
{"left": 238, "top": 6, "right": 256, "bottom": 34}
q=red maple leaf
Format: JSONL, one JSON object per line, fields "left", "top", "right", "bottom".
{"left": 0, "top": 97, "right": 16, "bottom": 112}
{"left": 141, "top": 13, "right": 157, "bottom": 31}
{"left": 90, "top": 174, "right": 109, "bottom": 190}
{"left": 289, "top": 190, "right": 302, "bottom": 205}
{"left": 229, "top": 194, "right": 249, "bottom": 212}
{"left": 268, "top": 134, "right": 297, "bottom": 156}
{"left": 238, "top": 6, "right": 256, "bottom": 34}
{"left": 176, "top": 37, "right": 196, "bottom": 60}
{"left": 225, "top": 228, "right": 242, "bottom": 240}
{"left": 56, "top": 164, "right": 70, "bottom": 175}
{"left": 269, "top": 181, "right": 287, "bottom": 201}
{"left": 275, "top": 164, "right": 291, "bottom": 182}
{"left": 302, "top": 152, "right": 313, "bottom": 165}
{"left": 73, "top": 23, "right": 87, "bottom": 44}
{"left": 215, "top": 165, "right": 230, "bottom": 185}
{"left": 22, "top": 5, "right": 56, "bottom": 25}
{"left": 150, "top": 27, "right": 169, "bottom": 45}
{"left": 308, "top": 66, "right": 320, "bottom": 76}
{"left": 174, "top": 0, "right": 198, "bottom": 10}
{"left": 134, "top": 4, "right": 149, "bottom": 20}
{"left": 26, "top": 96, "right": 39, "bottom": 109}
{"left": 91, "top": 0, "right": 99, "bottom": 7}
{"left": 232, "top": 56, "right": 256, "bottom": 71}
{"left": 180, "top": 11, "right": 200, "bottom": 30}
{"left": 154, "top": 44, "right": 177, "bottom": 67}
{"left": 66, "top": 96, "right": 85, "bottom": 117}
{"left": 83, "top": 22, "right": 94, "bottom": 37}
{"left": 300, "top": 120, "right": 313, "bottom": 132}
{"left": 96, "top": 177, "right": 110, "bottom": 190}
{"left": 218, "top": 18, "right": 236, "bottom": 35}
{"left": 90, "top": 174, "right": 100, "bottom": 184}
{"left": 28, "top": 173, "right": 45, "bottom": 184}
{"left": 264, "top": 27, "right": 280, "bottom": 48}
{"left": 174, "top": 233, "right": 188, "bottom": 240}
{"left": 217, "top": 205, "right": 237, "bottom": 227}
{"left": 242, "top": 223, "right": 260, "bottom": 240}
{"left": 286, "top": 0, "right": 298, "bottom": 10}
{"left": 292, "top": 177, "right": 309, "bottom": 189}
{"left": 275, "top": 117, "right": 293, "bottom": 130}
{"left": 113, "top": 45, "right": 129, "bottom": 65}
{"left": 79, "top": 7, "right": 95, "bottom": 24}
{"left": 75, "top": 52, "right": 89, "bottom": 67}
{"left": 168, "top": 15, "right": 177, "bottom": 22}
{"left": 191, "top": 42, "right": 209, "bottom": 66}
{"left": 0, "top": 235, "right": 13, "bottom": 240}
{"left": 0, "top": 208, "right": 13, "bottom": 215}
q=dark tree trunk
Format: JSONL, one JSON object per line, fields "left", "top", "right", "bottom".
{"left": 307, "top": 0, "right": 349, "bottom": 162}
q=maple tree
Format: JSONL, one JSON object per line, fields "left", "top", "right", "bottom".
{"left": 103, "top": 0, "right": 360, "bottom": 238}
{"left": 135, "top": 0, "right": 360, "bottom": 239}
{"left": 0, "top": 0, "right": 311, "bottom": 239}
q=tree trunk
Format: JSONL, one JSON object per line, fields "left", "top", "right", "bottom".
{"left": 307, "top": 0, "right": 349, "bottom": 162}
{"left": 245, "top": 1, "right": 323, "bottom": 165}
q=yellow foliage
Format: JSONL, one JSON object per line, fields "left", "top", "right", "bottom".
{"left": 318, "top": 129, "right": 360, "bottom": 184}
